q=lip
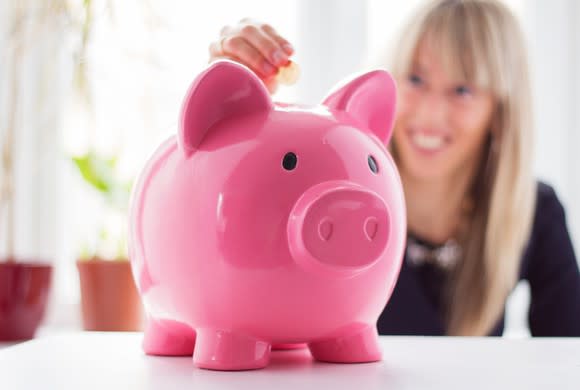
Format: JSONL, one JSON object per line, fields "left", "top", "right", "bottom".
{"left": 406, "top": 128, "right": 451, "bottom": 157}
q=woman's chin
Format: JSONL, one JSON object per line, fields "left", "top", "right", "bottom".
{"left": 402, "top": 162, "right": 451, "bottom": 182}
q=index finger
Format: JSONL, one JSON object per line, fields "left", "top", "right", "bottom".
{"left": 261, "top": 24, "right": 294, "bottom": 55}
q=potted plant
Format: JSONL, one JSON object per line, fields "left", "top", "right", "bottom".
{"left": 71, "top": 151, "right": 143, "bottom": 331}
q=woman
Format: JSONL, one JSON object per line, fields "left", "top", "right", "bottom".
{"left": 208, "top": 0, "right": 580, "bottom": 336}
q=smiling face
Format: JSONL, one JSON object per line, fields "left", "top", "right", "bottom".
{"left": 393, "top": 40, "right": 496, "bottom": 182}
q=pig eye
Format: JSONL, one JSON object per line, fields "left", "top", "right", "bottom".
{"left": 368, "top": 155, "right": 379, "bottom": 174}
{"left": 282, "top": 152, "right": 298, "bottom": 170}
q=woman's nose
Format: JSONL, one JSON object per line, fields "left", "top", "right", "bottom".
{"left": 413, "top": 91, "right": 448, "bottom": 128}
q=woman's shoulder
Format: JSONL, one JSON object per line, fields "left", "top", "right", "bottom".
{"left": 521, "top": 182, "right": 580, "bottom": 336}
{"left": 535, "top": 181, "right": 562, "bottom": 212}
{"left": 520, "top": 180, "right": 573, "bottom": 278}
{"left": 529, "top": 181, "right": 567, "bottom": 237}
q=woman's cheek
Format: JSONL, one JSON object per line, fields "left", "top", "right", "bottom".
{"left": 396, "top": 85, "right": 412, "bottom": 116}
{"left": 453, "top": 103, "right": 493, "bottom": 149}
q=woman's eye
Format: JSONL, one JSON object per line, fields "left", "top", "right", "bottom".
{"left": 408, "top": 74, "right": 423, "bottom": 86}
{"left": 454, "top": 85, "right": 472, "bottom": 96}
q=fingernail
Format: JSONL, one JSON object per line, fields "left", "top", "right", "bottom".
{"left": 271, "top": 50, "right": 287, "bottom": 66}
{"left": 282, "top": 43, "right": 294, "bottom": 55}
{"left": 262, "top": 61, "right": 276, "bottom": 75}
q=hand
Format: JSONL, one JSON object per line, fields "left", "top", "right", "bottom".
{"left": 208, "top": 18, "right": 295, "bottom": 94}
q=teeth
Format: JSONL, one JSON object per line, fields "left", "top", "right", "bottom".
{"left": 412, "top": 133, "right": 445, "bottom": 150}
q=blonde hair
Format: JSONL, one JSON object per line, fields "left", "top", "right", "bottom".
{"left": 386, "top": 0, "right": 536, "bottom": 335}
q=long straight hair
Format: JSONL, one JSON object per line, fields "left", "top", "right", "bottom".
{"left": 385, "top": 0, "right": 536, "bottom": 335}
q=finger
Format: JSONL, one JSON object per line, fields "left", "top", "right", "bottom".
{"left": 261, "top": 24, "right": 294, "bottom": 55}
{"left": 208, "top": 53, "right": 235, "bottom": 64}
{"left": 221, "top": 36, "right": 277, "bottom": 78}
{"left": 208, "top": 39, "right": 225, "bottom": 59}
{"left": 238, "top": 24, "right": 288, "bottom": 66}
{"left": 263, "top": 76, "right": 279, "bottom": 94}
{"left": 208, "top": 54, "right": 278, "bottom": 95}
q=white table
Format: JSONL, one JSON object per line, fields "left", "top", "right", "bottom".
{"left": 0, "top": 332, "right": 578, "bottom": 389}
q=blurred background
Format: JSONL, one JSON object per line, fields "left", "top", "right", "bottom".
{"left": 0, "top": 0, "right": 578, "bottom": 337}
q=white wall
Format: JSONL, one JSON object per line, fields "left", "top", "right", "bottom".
{"left": 525, "top": 0, "right": 579, "bottom": 254}
{"left": 295, "top": 0, "right": 367, "bottom": 104}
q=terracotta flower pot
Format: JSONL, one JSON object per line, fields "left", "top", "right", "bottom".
{"left": 77, "top": 258, "right": 143, "bottom": 331}
{"left": 0, "top": 261, "right": 53, "bottom": 341}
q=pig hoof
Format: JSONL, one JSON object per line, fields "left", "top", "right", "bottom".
{"left": 142, "top": 319, "right": 196, "bottom": 356}
{"left": 308, "top": 325, "right": 381, "bottom": 363}
{"left": 193, "top": 329, "right": 271, "bottom": 370}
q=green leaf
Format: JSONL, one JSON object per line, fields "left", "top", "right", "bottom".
{"left": 72, "top": 152, "right": 117, "bottom": 194}
{"left": 78, "top": 242, "right": 94, "bottom": 261}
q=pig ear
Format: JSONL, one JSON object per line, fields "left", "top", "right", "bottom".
{"left": 179, "top": 60, "right": 273, "bottom": 156}
{"left": 322, "top": 70, "right": 397, "bottom": 144}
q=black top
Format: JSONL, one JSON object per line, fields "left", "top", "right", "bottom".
{"left": 377, "top": 182, "right": 580, "bottom": 336}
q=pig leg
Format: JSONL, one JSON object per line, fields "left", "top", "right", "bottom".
{"left": 142, "top": 318, "right": 196, "bottom": 356}
{"left": 193, "top": 329, "right": 271, "bottom": 370}
{"left": 308, "top": 324, "right": 382, "bottom": 363}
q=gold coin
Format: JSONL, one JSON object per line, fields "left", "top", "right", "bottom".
{"left": 276, "top": 61, "right": 300, "bottom": 85}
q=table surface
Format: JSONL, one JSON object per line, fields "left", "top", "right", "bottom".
{"left": 0, "top": 333, "right": 579, "bottom": 390}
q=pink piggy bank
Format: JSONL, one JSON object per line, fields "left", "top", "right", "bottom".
{"left": 128, "top": 60, "right": 406, "bottom": 371}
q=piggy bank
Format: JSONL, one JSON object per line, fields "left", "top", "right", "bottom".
{"left": 128, "top": 60, "right": 406, "bottom": 371}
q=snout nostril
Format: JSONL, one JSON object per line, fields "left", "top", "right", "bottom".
{"left": 318, "top": 218, "right": 333, "bottom": 241}
{"left": 364, "top": 217, "right": 379, "bottom": 241}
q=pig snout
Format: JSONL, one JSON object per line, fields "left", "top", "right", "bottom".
{"left": 287, "top": 181, "right": 390, "bottom": 277}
